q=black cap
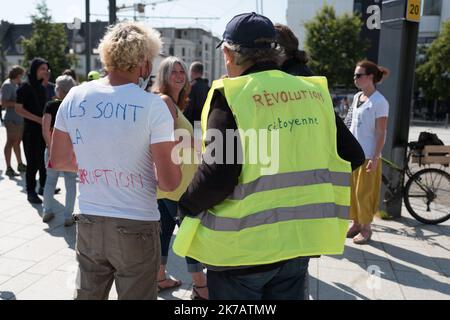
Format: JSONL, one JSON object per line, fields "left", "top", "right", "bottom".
{"left": 216, "top": 12, "right": 276, "bottom": 49}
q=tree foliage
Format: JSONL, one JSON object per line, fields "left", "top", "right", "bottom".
{"left": 305, "top": 5, "right": 368, "bottom": 89}
{"left": 21, "top": 1, "right": 76, "bottom": 81}
{"left": 416, "top": 20, "right": 450, "bottom": 101}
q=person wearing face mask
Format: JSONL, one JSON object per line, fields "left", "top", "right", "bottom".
{"left": 15, "top": 58, "right": 51, "bottom": 204}
{"left": 346, "top": 60, "right": 390, "bottom": 245}
{"left": 49, "top": 22, "right": 181, "bottom": 300}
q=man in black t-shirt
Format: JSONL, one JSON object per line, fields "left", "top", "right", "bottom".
{"left": 183, "top": 62, "right": 209, "bottom": 126}
{"left": 15, "top": 58, "right": 50, "bottom": 204}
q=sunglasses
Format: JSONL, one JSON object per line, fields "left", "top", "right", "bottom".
{"left": 354, "top": 73, "right": 367, "bottom": 79}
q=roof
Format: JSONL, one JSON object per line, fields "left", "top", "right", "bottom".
{"left": 0, "top": 21, "right": 109, "bottom": 55}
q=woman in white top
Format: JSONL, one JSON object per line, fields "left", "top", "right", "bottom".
{"left": 347, "top": 60, "right": 390, "bottom": 244}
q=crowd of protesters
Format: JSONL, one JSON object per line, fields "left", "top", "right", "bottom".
{"left": 0, "top": 14, "right": 390, "bottom": 301}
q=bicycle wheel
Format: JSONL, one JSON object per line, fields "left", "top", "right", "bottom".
{"left": 404, "top": 168, "right": 450, "bottom": 224}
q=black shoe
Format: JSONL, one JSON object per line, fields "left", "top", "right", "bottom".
{"left": 17, "top": 163, "right": 27, "bottom": 173}
{"left": 5, "top": 167, "right": 20, "bottom": 177}
{"left": 27, "top": 193, "right": 43, "bottom": 204}
{"left": 38, "top": 187, "right": 61, "bottom": 196}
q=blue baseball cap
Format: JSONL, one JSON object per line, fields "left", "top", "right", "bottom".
{"left": 216, "top": 12, "right": 277, "bottom": 49}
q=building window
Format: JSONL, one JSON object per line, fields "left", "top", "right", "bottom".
{"left": 205, "top": 43, "right": 209, "bottom": 51}
{"left": 423, "top": 0, "right": 442, "bottom": 16}
{"left": 418, "top": 36, "right": 437, "bottom": 44}
{"left": 353, "top": 1, "right": 363, "bottom": 15}
{"left": 169, "top": 46, "right": 174, "bottom": 55}
{"left": 15, "top": 36, "right": 25, "bottom": 55}
{"left": 95, "top": 58, "right": 102, "bottom": 69}
{"left": 75, "top": 42, "right": 85, "bottom": 54}
{"left": 182, "top": 48, "right": 186, "bottom": 56}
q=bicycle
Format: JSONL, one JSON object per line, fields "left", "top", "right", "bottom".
{"left": 381, "top": 142, "right": 450, "bottom": 225}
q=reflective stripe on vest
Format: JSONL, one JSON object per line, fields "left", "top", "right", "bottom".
{"left": 200, "top": 203, "right": 350, "bottom": 232}
{"left": 228, "top": 169, "right": 350, "bottom": 200}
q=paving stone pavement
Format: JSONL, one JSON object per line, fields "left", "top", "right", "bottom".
{"left": 0, "top": 123, "right": 449, "bottom": 300}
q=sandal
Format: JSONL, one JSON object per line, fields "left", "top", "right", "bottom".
{"left": 191, "top": 285, "right": 208, "bottom": 300}
{"left": 346, "top": 223, "right": 361, "bottom": 238}
{"left": 157, "top": 278, "right": 182, "bottom": 292}
{"left": 353, "top": 230, "right": 372, "bottom": 245}
{"left": 347, "top": 227, "right": 361, "bottom": 238}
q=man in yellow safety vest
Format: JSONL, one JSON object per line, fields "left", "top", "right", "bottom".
{"left": 174, "top": 12, "right": 365, "bottom": 300}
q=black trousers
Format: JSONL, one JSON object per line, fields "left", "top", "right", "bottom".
{"left": 23, "top": 129, "right": 46, "bottom": 194}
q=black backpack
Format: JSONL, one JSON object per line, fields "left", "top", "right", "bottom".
{"left": 410, "top": 131, "right": 444, "bottom": 151}
{"left": 410, "top": 132, "right": 447, "bottom": 166}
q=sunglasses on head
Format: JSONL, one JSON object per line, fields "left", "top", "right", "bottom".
{"left": 354, "top": 73, "right": 367, "bottom": 79}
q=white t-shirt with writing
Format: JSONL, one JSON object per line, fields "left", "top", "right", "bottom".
{"left": 350, "top": 91, "right": 389, "bottom": 159}
{"left": 54, "top": 80, "right": 174, "bottom": 221}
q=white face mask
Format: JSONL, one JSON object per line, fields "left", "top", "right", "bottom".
{"left": 138, "top": 61, "right": 151, "bottom": 90}
{"left": 138, "top": 74, "right": 151, "bottom": 90}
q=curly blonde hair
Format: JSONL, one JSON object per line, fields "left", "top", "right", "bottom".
{"left": 98, "top": 21, "right": 162, "bottom": 72}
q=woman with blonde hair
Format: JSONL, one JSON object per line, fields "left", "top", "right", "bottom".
{"left": 152, "top": 56, "right": 207, "bottom": 300}
{"left": 347, "top": 60, "right": 390, "bottom": 244}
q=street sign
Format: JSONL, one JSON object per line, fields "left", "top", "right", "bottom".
{"left": 406, "top": 0, "right": 421, "bottom": 23}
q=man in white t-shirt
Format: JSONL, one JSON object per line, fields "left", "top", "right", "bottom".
{"left": 50, "top": 22, "right": 181, "bottom": 300}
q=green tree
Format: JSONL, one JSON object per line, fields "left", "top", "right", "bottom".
{"left": 305, "top": 5, "right": 368, "bottom": 89}
{"left": 416, "top": 20, "right": 450, "bottom": 102}
{"left": 21, "top": 1, "right": 76, "bottom": 80}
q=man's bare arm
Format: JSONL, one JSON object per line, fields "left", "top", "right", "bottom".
{"left": 151, "top": 141, "right": 181, "bottom": 192}
{"left": 42, "top": 114, "right": 53, "bottom": 147}
{"left": 50, "top": 129, "right": 78, "bottom": 172}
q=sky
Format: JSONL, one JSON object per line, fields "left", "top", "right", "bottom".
{"left": 0, "top": 0, "right": 288, "bottom": 37}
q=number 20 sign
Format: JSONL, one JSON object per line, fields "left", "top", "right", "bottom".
{"left": 406, "top": 0, "right": 422, "bottom": 23}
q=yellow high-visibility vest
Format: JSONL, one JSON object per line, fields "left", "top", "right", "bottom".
{"left": 173, "top": 70, "right": 351, "bottom": 266}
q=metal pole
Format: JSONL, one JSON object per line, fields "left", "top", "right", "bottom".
{"left": 85, "top": 0, "right": 91, "bottom": 76}
{"left": 446, "top": 113, "right": 449, "bottom": 129}
{"left": 378, "top": 0, "right": 420, "bottom": 218}
{"left": 109, "top": 0, "right": 117, "bottom": 25}
{"left": 260, "top": 0, "right": 264, "bottom": 15}
{"left": 256, "top": 0, "right": 259, "bottom": 14}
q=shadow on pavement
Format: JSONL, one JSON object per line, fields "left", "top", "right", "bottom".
{"left": 0, "top": 291, "right": 16, "bottom": 300}
{"left": 14, "top": 173, "right": 77, "bottom": 249}
{"left": 9, "top": 172, "right": 27, "bottom": 194}
{"left": 41, "top": 201, "right": 76, "bottom": 250}
{"left": 337, "top": 240, "right": 450, "bottom": 297}
{"left": 309, "top": 275, "right": 370, "bottom": 300}
{"left": 372, "top": 218, "right": 450, "bottom": 252}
